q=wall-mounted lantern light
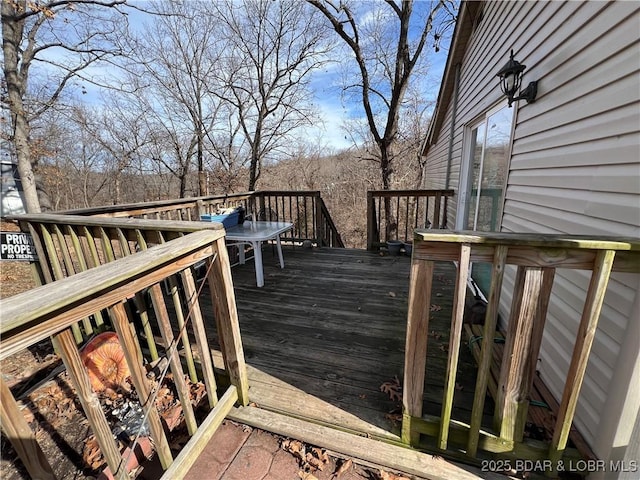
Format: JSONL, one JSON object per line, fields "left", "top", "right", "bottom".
{"left": 496, "top": 50, "right": 538, "bottom": 107}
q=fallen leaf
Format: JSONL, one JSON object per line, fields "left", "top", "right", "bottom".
{"left": 358, "top": 393, "right": 367, "bottom": 400}
{"left": 455, "top": 382, "right": 464, "bottom": 391}
{"left": 298, "top": 471, "right": 318, "bottom": 480}
{"left": 380, "top": 382, "right": 402, "bottom": 402}
{"left": 378, "top": 469, "right": 411, "bottom": 480}
{"left": 311, "top": 447, "right": 330, "bottom": 464}
{"left": 334, "top": 458, "right": 353, "bottom": 477}
{"left": 282, "top": 438, "right": 306, "bottom": 462}
{"left": 161, "top": 404, "right": 183, "bottom": 431}
{"left": 384, "top": 412, "right": 402, "bottom": 426}
{"left": 306, "top": 452, "right": 325, "bottom": 471}
{"left": 388, "top": 291, "right": 396, "bottom": 298}
{"left": 430, "top": 304, "right": 442, "bottom": 312}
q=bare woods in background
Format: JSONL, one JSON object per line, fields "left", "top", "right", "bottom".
{"left": 38, "top": 141, "right": 427, "bottom": 249}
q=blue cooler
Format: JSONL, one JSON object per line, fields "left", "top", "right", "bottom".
{"left": 200, "top": 211, "right": 240, "bottom": 229}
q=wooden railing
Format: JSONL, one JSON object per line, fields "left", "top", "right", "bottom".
{"left": 61, "top": 190, "right": 345, "bottom": 248}
{"left": 253, "top": 191, "right": 344, "bottom": 247}
{"left": 402, "top": 230, "right": 639, "bottom": 472}
{"left": 12, "top": 214, "right": 229, "bottom": 344}
{"left": 0, "top": 230, "right": 249, "bottom": 480}
{"left": 58, "top": 192, "right": 254, "bottom": 221}
{"left": 367, "top": 190, "right": 454, "bottom": 250}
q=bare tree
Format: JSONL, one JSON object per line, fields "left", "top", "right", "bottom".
{"left": 123, "top": 0, "right": 227, "bottom": 197}
{"left": 1, "top": 0, "right": 132, "bottom": 212}
{"left": 211, "top": 0, "right": 330, "bottom": 191}
{"left": 307, "top": 0, "right": 456, "bottom": 191}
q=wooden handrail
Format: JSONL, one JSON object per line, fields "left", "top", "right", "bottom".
{"left": 0, "top": 231, "right": 248, "bottom": 479}
{"left": 367, "top": 189, "right": 454, "bottom": 250}
{"left": 318, "top": 196, "right": 345, "bottom": 248}
{"left": 58, "top": 192, "right": 255, "bottom": 218}
{"left": 402, "top": 230, "right": 640, "bottom": 467}
{"left": 52, "top": 190, "right": 345, "bottom": 248}
{"left": 9, "top": 214, "right": 226, "bottom": 343}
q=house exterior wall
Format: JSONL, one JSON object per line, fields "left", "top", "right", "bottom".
{"left": 422, "top": 0, "right": 640, "bottom": 466}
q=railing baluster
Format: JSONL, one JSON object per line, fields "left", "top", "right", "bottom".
{"left": 111, "top": 302, "right": 174, "bottom": 469}
{"left": 0, "top": 378, "right": 56, "bottom": 479}
{"left": 288, "top": 195, "right": 293, "bottom": 231}
{"left": 66, "top": 225, "right": 99, "bottom": 333}
{"left": 98, "top": 226, "right": 116, "bottom": 262}
{"left": 495, "top": 266, "right": 545, "bottom": 442}
{"left": 149, "top": 285, "right": 199, "bottom": 435}
{"left": 467, "top": 245, "right": 508, "bottom": 457}
{"left": 53, "top": 329, "right": 127, "bottom": 480}
{"left": 439, "top": 243, "right": 471, "bottom": 450}
{"left": 401, "top": 196, "right": 407, "bottom": 241}
{"left": 134, "top": 231, "right": 160, "bottom": 360}
{"left": 82, "top": 226, "right": 101, "bottom": 268}
{"left": 425, "top": 196, "right": 430, "bottom": 228}
{"left": 180, "top": 267, "right": 219, "bottom": 408}
{"left": 549, "top": 250, "right": 616, "bottom": 468}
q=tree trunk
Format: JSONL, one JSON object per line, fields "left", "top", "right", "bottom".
{"left": 197, "top": 133, "right": 206, "bottom": 195}
{"left": 248, "top": 153, "right": 259, "bottom": 191}
{"left": 380, "top": 141, "right": 397, "bottom": 240}
{"left": 14, "top": 119, "right": 41, "bottom": 213}
{"left": 2, "top": 0, "right": 41, "bottom": 213}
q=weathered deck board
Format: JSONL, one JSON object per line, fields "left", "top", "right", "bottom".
{"left": 203, "top": 246, "right": 493, "bottom": 440}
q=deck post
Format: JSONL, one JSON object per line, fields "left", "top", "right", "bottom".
{"left": 433, "top": 193, "right": 441, "bottom": 229}
{"left": 314, "top": 192, "right": 323, "bottom": 246}
{"left": 494, "top": 266, "right": 545, "bottom": 442}
{"left": 402, "top": 249, "right": 435, "bottom": 446}
{"left": 366, "top": 191, "right": 377, "bottom": 250}
{"left": 207, "top": 237, "right": 250, "bottom": 405}
{"left": 52, "top": 329, "right": 128, "bottom": 480}
{"left": 0, "top": 378, "right": 56, "bottom": 480}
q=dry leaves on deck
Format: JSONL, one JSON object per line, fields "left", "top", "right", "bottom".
{"left": 378, "top": 469, "right": 411, "bottom": 480}
{"left": 333, "top": 458, "right": 353, "bottom": 477}
{"left": 283, "top": 439, "right": 331, "bottom": 473}
{"left": 298, "top": 472, "right": 318, "bottom": 480}
{"left": 379, "top": 375, "right": 402, "bottom": 403}
{"left": 306, "top": 447, "right": 330, "bottom": 470}
{"left": 282, "top": 439, "right": 306, "bottom": 462}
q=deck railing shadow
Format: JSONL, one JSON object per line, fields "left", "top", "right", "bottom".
{"left": 402, "top": 230, "right": 640, "bottom": 473}
{"left": 0, "top": 230, "right": 248, "bottom": 479}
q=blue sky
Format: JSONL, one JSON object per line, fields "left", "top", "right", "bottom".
{"left": 302, "top": 0, "right": 454, "bottom": 150}
{"left": 77, "top": 1, "right": 452, "bottom": 152}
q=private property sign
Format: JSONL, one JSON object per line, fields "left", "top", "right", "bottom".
{"left": 0, "top": 232, "right": 38, "bottom": 261}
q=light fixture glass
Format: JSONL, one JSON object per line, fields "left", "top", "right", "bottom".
{"left": 496, "top": 50, "right": 537, "bottom": 107}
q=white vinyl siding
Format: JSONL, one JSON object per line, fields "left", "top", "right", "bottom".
{"left": 422, "top": 0, "right": 640, "bottom": 460}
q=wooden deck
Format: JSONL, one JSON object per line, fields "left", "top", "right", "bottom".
{"left": 209, "top": 245, "right": 491, "bottom": 446}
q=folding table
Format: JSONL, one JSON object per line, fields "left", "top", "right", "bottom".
{"left": 224, "top": 221, "right": 294, "bottom": 287}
